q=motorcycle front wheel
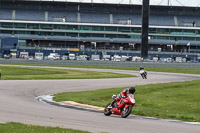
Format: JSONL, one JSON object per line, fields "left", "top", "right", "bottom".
{"left": 121, "top": 106, "right": 132, "bottom": 118}
{"left": 104, "top": 103, "right": 112, "bottom": 116}
{"left": 141, "top": 74, "right": 145, "bottom": 79}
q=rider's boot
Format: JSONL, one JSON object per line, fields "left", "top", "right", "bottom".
{"left": 108, "top": 99, "right": 116, "bottom": 108}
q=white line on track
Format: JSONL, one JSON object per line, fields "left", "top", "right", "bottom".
{"left": 37, "top": 95, "right": 200, "bottom": 126}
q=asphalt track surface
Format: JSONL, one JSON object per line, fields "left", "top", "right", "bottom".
{"left": 0, "top": 65, "right": 200, "bottom": 133}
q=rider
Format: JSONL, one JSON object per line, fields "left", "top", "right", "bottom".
{"left": 109, "top": 86, "right": 136, "bottom": 108}
{"left": 139, "top": 66, "right": 147, "bottom": 79}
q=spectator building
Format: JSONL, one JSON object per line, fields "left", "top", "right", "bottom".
{"left": 0, "top": 0, "right": 200, "bottom": 60}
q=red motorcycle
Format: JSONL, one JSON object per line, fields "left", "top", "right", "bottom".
{"left": 104, "top": 94, "right": 135, "bottom": 118}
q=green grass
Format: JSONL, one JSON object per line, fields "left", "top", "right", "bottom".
{"left": 53, "top": 80, "right": 200, "bottom": 122}
{"left": 0, "top": 66, "right": 134, "bottom": 80}
{"left": 55, "top": 65, "right": 200, "bottom": 75}
{"left": 0, "top": 122, "right": 90, "bottom": 133}
{"left": 1, "top": 64, "right": 200, "bottom": 121}
{"left": 1, "top": 63, "right": 200, "bottom": 75}
{"left": 52, "top": 65, "right": 200, "bottom": 75}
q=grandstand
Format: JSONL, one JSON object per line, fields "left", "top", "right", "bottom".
{"left": 0, "top": 0, "right": 200, "bottom": 60}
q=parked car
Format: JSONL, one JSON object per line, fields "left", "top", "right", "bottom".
{"left": 28, "top": 56, "right": 34, "bottom": 60}
{"left": 61, "top": 55, "right": 69, "bottom": 60}
{"left": 91, "top": 54, "right": 100, "bottom": 61}
{"left": 113, "top": 55, "right": 121, "bottom": 61}
{"left": 48, "top": 53, "right": 60, "bottom": 60}
{"left": 4, "top": 54, "right": 10, "bottom": 59}
{"left": 69, "top": 54, "right": 76, "bottom": 60}
{"left": 35, "top": 52, "right": 44, "bottom": 60}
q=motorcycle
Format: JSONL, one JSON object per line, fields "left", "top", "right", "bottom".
{"left": 104, "top": 94, "right": 135, "bottom": 118}
{"left": 140, "top": 69, "right": 147, "bottom": 79}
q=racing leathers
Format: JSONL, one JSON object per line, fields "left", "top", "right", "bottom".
{"left": 110, "top": 88, "right": 130, "bottom": 108}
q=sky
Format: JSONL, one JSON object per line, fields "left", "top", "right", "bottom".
{"left": 43, "top": 0, "right": 200, "bottom": 7}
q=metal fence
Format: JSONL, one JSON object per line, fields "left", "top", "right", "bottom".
{"left": 0, "top": 59, "right": 200, "bottom": 69}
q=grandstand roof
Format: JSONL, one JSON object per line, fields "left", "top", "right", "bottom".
{"left": 3, "top": 0, "right": 200, "bottom": 7}
{"left": 1, "top": 0, "right": 200, "bottom": 16}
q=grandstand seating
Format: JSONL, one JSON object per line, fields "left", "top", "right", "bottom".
{"left": 0, "top": 1, "right": 200, "bottom": 58}
{"left": 1, "top": 8, "right": 200, "bottom": 27}
{"left": 150, "top": 15, "right": 175, "bottom": 26}
{"left": 113, "top": 13, "right": 141, "bottom": 25}
{"left": 48, "top": 11, "right": 77, "bottom": 22}
{"left": 80, "top": 12, "right": 110, "bottom": 23}
{"left": 0, "top": 9, "right": 12, "bottom": 20}
{"left": 16, "top": 10, "right": 45, "bottom": 21}
{"left": 177, "top": 15, "right": 200, "bottom": 27}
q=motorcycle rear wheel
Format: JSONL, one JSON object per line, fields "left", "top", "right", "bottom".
{"left": 104, "top": 103, "right": 112, "bottom": 116}
{"left": 121, "top": 106, "right": 132, "bottom": 118}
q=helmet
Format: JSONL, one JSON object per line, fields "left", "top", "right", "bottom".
{"left": 129, "top": 86, "right": 136, "bottom": 94}
{"left": 140, "top": 66, "right": 144, "bottom": 70}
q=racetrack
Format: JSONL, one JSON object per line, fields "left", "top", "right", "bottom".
{"left": 0, "top": 65, "right": 200, "bottom": 133}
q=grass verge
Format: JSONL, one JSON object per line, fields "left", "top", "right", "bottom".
{"left": 0, "top": 122, "right": 90, "bottom": 133}
{"left": 0, "top": 66, "right": 134, "bottom": 80}
{"left": 1, "top": 63, "right": 200, "bottom": 75}
{"left": 53, "top": 80, "right": 200, "bottom": 122}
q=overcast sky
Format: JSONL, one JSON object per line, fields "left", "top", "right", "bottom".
{"left": 48, "top": 0, "right": 200, "bottom": 7}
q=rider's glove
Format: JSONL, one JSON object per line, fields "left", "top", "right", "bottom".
{"left": 112, "top": 95, "right": 116, "bottom": 99}
{"left": 122, "top": 95, "right": 126, "bottom": 98}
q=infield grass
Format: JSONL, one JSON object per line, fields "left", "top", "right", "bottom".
{"left": 0, "top": 66, "right": 134, "bottom": 80}
{"left": 0, "top": 122, "right": 90, "bottom": 133}
{"left": 1, "top": 63, "right": 200, "bottom": 75}
{"left": 52, "top": 65, "right": 200, "bottom": 75}
{"left": 53, "top": 80, "right": 200, "bottom": 122}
